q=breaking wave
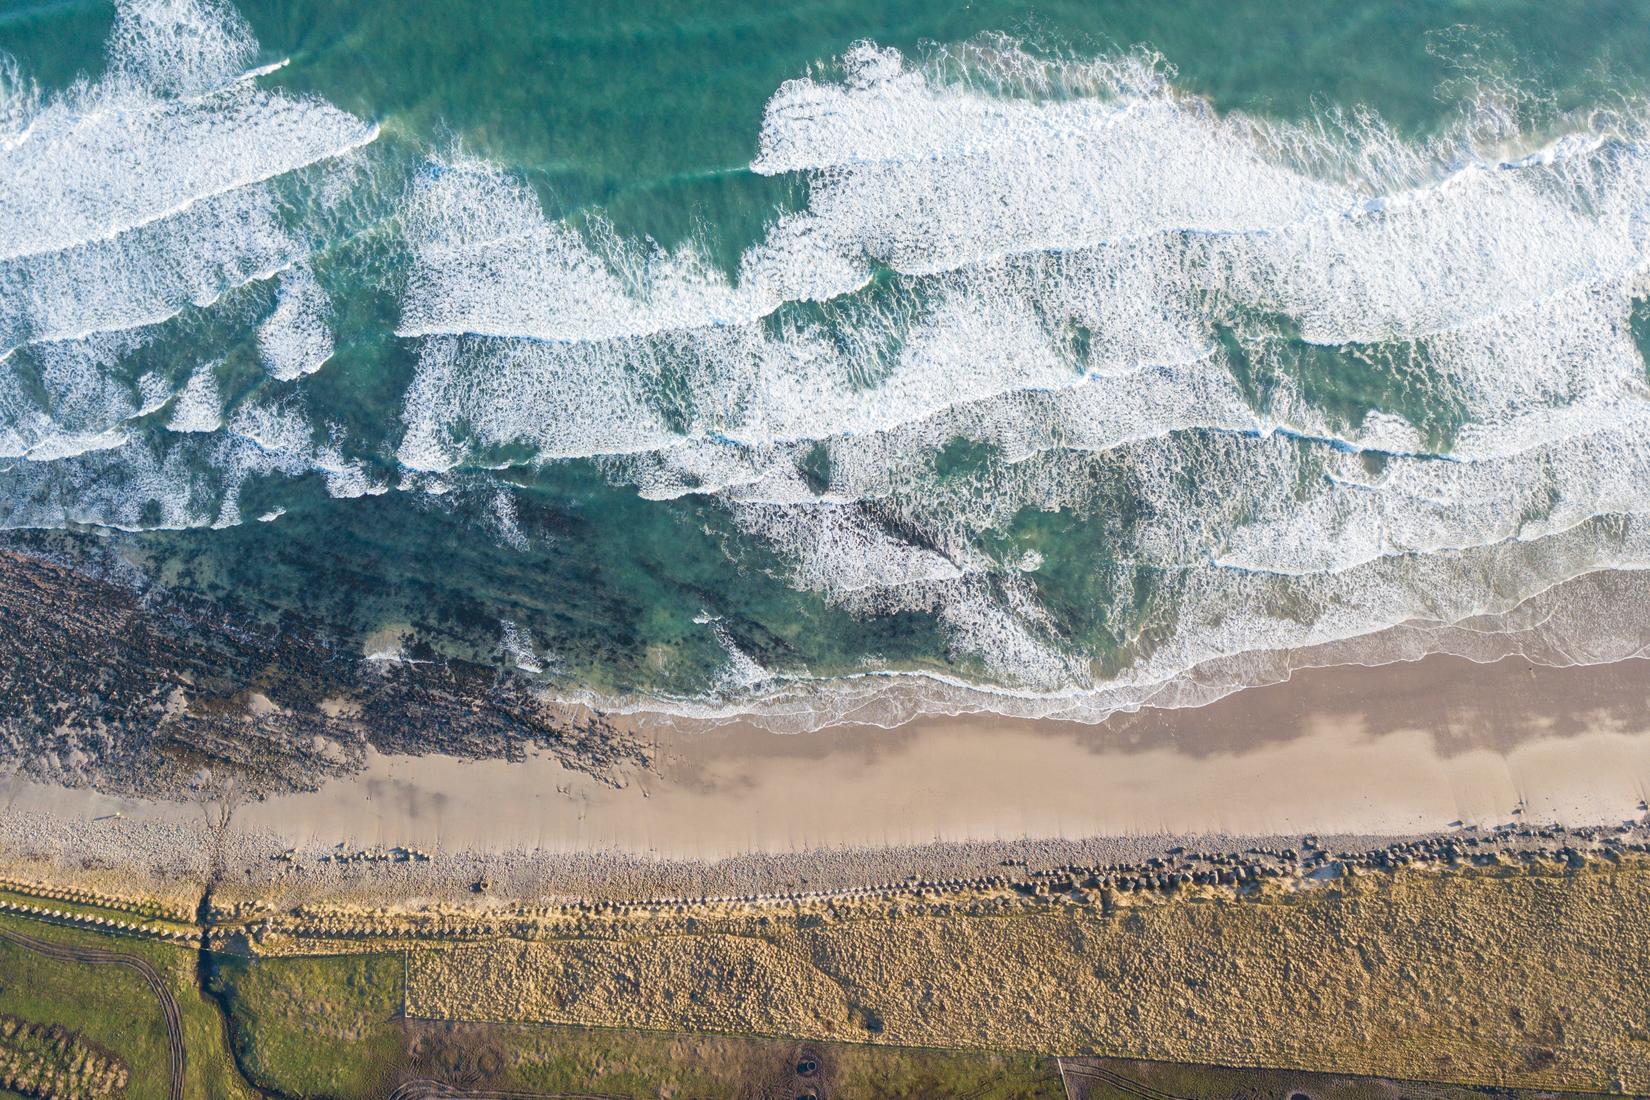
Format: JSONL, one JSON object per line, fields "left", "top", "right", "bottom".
{"left": 395, "top": 38, "right": 1650, "bottom": 728}
{"left": 0, "top": 0, "right": 380, "bottom": 531}
{"left": 9, "top": 10, "right": 1650, "bottom": 732}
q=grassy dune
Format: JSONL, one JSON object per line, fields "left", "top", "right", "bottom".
{"left": 406, "top": 864, "right": 1650, "bottom": 1093}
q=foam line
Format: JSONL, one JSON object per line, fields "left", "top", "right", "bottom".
{"left": 0, "top": 91, "right": 378, "bottom": 264}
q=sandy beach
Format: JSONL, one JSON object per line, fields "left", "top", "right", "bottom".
{"left": 5, "top": 652, "right": 1648, "bottom": 874}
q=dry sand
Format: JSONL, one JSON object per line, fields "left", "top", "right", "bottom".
{"left": 5, "top": 653, "right": 1649, "bottom": 866}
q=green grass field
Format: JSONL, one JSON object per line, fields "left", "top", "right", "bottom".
{"left": 209, "top": 952, "right": 404, "bottom": 1099}
{"left": 471, "top": 1022, "right": 1066, "bottom": 1099}
{"left": 0, "top": 913, "right": 254, "bottom": 1100}
{"left": 0, "top": 934, "right": 171, "bottom": 1100}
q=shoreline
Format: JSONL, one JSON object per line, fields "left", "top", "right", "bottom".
{"left": 2, "top": 651, "right": 1648, "bottom": 905}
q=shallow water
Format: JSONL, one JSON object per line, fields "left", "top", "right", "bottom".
{"left": 6, "top": 0, "right": 1650, "bottom": 730}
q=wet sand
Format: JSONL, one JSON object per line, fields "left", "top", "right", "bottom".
{"left": 10, "top": 652, "right": 1649, "bottom": 861}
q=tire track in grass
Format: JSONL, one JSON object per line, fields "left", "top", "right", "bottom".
{"left": 0, "top": 925, "right": 185, "bottom": 1100}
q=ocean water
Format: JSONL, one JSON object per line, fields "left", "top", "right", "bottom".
{"left": 6, "top": 0, "right": 1650, "bottom": 730}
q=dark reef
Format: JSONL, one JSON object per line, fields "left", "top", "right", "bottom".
{"left": 0, "top": 545, "right": 652, "bottom": 799}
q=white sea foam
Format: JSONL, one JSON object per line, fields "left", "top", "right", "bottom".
{"left": 706, "top": 617, "right": 771, "bottom": 692}
{"left": 0, "top": 431, "right": 265, "bottom": 531}
{"left": 498, "top": 618, "right": 545, "bottom": 673}
{"left": 398, "top": 333, "right": 685, "bottom": 471}
{"left": 0, "top": 55, "right": 40, "bottom": 150}
{"left": 0, "top": 0, "right": 376, "bottom": 532}
{"left": 755, "top": 51, "right": 1344, "bottom": 276}
{"left": 2, "top": 0, "right": 376, "bottom": 265}
{"left": 588, "top": 562, "right": 1650, "bottom": 735}
{"left": 0, "top": 188, "right": 298, "bottom": 353}
{"left": 732, "top": 501, "right": 966, "bottom": 595}
{"left": 257, "top": 264, "right": 335, "bottom": 381}
{"left": 104, "top": 0, "right": 258, "bottom": 98}
{"left": 164, "top": 360, "right": 222, "bottom": 433}
{"left": 489, "top": 487, "right": 531, "bottom": 550}
{"left": 0, "top": 382, "right": 389, "bottom": 532}
{"left": 397, "top": 228, "right": 1230, "bottom": 478}
{"left": 0, "top": 329, "right": 157, "bottom": 459}
{"left": 0, "top": 80, "right": 375, "bottom": 266}
{"left": 398, "top": 159, "right": 773, "bottom": 343}
{"left": 0, "top": 0, "right": 372, "bottom": 377}
{"left": 225, "top": 395, "right": 385, "bottom": 500}
{"left": 393, "top": 37, "right": 1650, "bottom": 729}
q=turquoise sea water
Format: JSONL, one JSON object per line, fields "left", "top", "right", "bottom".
{"left": 6, "top": 0, "right": 1650, "bottom": 728}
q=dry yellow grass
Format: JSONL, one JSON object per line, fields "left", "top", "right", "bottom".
{"left": 419, "top": 933, "right": 852, "bottom": 1036}
{"left": 407, "top": 865, "right": 1650, "bottom": 1093}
